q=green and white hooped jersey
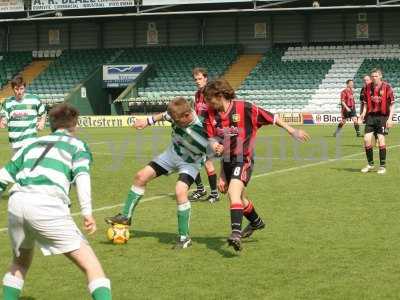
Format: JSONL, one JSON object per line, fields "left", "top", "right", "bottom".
{"left": 166, "top": 112, "right": 209, "bottom": 164}
{"left": 0, "top": 129, "right": 92, "bottom": 205}
{"left": 1, "top": 94, "right": 46, "bottom": 149}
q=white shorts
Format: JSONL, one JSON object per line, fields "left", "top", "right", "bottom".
{"left": 152, "top": 146, "right": 202, "bottom": 181}
{"left": 8, "top": 192, "right": 86, "bottom": 257}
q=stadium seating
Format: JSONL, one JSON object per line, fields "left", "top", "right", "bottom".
{"left": 284, "top": 44, "right": 400, "bottom": 113}
{"left": 27, "top": 49, "right": 118, "bottom": 105}
{"left": 26, "top": 45, "right": 238, "bottom": 110}
{"left": 115, "top": 45, "right": 240, "bottom": 112}
{"left": 19, "top": 43, "right": 400, "bottom": 114}
{"left": 236, "top": 47, "right": 333, "bottom": 112}
{"left": 238, "top": 44, "right": 400, "bottom": 113}
{"left": 0, "top": 52, "right": 32, "bottom": 90}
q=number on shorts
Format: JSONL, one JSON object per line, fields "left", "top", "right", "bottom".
{"left": 233, "top": 166, "right": 241, "bottom": 176}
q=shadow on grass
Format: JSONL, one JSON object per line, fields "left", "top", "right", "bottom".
{"left": 21, "top": 297, "right": 36, "bottom": 300}
{"left": 133, "top": 230, "right": 240, "bottom": 258}
{"left": 331, "top": 167, "right": 362, "bottom": 173}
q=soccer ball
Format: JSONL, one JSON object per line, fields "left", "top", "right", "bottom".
{"left": 107, "top": 224, "right": 130, "bottom": 244}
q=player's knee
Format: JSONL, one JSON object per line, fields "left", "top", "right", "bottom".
{"left": 134, "top": 171, "right": 149, "bottom": 186}
{"left": 175, "top": 182, "right": 189, "bottom": 200}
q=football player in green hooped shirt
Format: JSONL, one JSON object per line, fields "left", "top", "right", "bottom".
{"left": 0, "top": 103, "right": 111, "bottom": 300}
{"left": 0, "top": 75, "right": 46, "bottom": 154}
{"left": 105, "top": 96, "right": 216, "bottom": 249}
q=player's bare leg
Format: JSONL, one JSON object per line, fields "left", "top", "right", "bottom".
{"left": 105, "top": 165, "right": 157, "bottom": 225}
{"left": 333, "top": 119, "right": 346, "bottom": 137}
{"left": 2, "top": 249, "right": 34, "bottom": 300}
{"left": 65, "top": 242, "right": 111, "bottom": 300}
{"left": 362, "top": 132, "right": 375, "bottom": 173}
{"left": 351, "top": 116, "right": 361, "bottom": 137}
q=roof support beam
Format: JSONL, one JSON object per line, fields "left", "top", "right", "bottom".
{"left": 379, "top": 0, "right": 400, "bottom": 5}
{"left": 138, "top": 4, "right": 178, "bottom": 13}
{"left": 257, "top": 0, "right": 302, "bottom": 9}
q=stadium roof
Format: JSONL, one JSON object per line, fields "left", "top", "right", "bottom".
{"left": 1, "top": 0, "right": 400, "bottom": 23}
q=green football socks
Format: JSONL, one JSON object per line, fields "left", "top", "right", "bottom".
{"left": 177, "top": 201, "right": 191, "bottom": 239}
{"left": 2, "top": 273, "right": 23, "bottom": 300}
{"left": 89, "top": 278, "right": 112, "bottom": 300}
{"left": 122, "top": 186, "right": 145, "bottom": 218}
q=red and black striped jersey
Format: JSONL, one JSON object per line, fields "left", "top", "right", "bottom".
{"left": 363, "top": 81, "right": 395, "bottom": 116}
{"left": 194, "top": 89, "right": 208, "bottom": 117}
{"left": 204, "top": 100, "right": 275, "bottom": 162}
{"left": 341, "top": 88, "right": 355, "bottom": 109}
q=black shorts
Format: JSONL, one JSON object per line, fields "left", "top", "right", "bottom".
{"left": 148, "top": 161, "right": 195, "bottom": 187}
{"left": 342, "top": 108, "right": 357, "bottom": 119}
{"left": 365, "top": 114, "right": 389, "bottom": 135}
{"left": 223, "top": 158, "right": 254, "bottom": 187}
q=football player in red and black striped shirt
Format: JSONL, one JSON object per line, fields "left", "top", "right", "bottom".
{"left": 360, "top": 75, "right": 379, "bottom": 145}
{"left": 333, "top": 79, "right": 361, "bottom": 137}
{"left": 360, "top": 68, "right": 395, "bottom": 174}
{"left": 189, "top": 67, "right": 220, "bottom": 203}
{"left": 203, "top": 79, "right": 310, "bottom": 251}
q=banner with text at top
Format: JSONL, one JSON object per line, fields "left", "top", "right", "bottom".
{"left": 143, "top": 0, "right": 250, "bottom": 4}
{"left": 78, "top": 115, "right": 170, "bottom": 128}
{"left": 31, "top": 0, "right": 135, "bottom": 11}
{"left": 0, "top": 0, "right": 24, "bottom": 12}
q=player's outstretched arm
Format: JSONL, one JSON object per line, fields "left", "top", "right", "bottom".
{"left": 274, "top": 115, "right": 310, "bottom": 142}
{"left": 133, "top": 112, "right": 167, "bottom": 130}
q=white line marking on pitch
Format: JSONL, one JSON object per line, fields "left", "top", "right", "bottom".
{"left": 89, "top": 142, "right": 108, "bottom": 145}
{"left": 92, "top": 152, "right": 368, "bottom": 161}
{"left": 1, "top": 144, "right": 399, "bottom": 233}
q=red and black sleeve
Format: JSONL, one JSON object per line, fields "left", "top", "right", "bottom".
{"left": 202, "top": 109, "right": 217, "bottom": 138}
{"left": 255, "top": 105, "right": 275, "bottom": 127}
{"left": 387, "top": 84, "right": 395, "bottom": 104}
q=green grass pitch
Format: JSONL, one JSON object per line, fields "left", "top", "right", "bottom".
{"left": 0, "top": 125, "right": 399, "bottom": 299}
